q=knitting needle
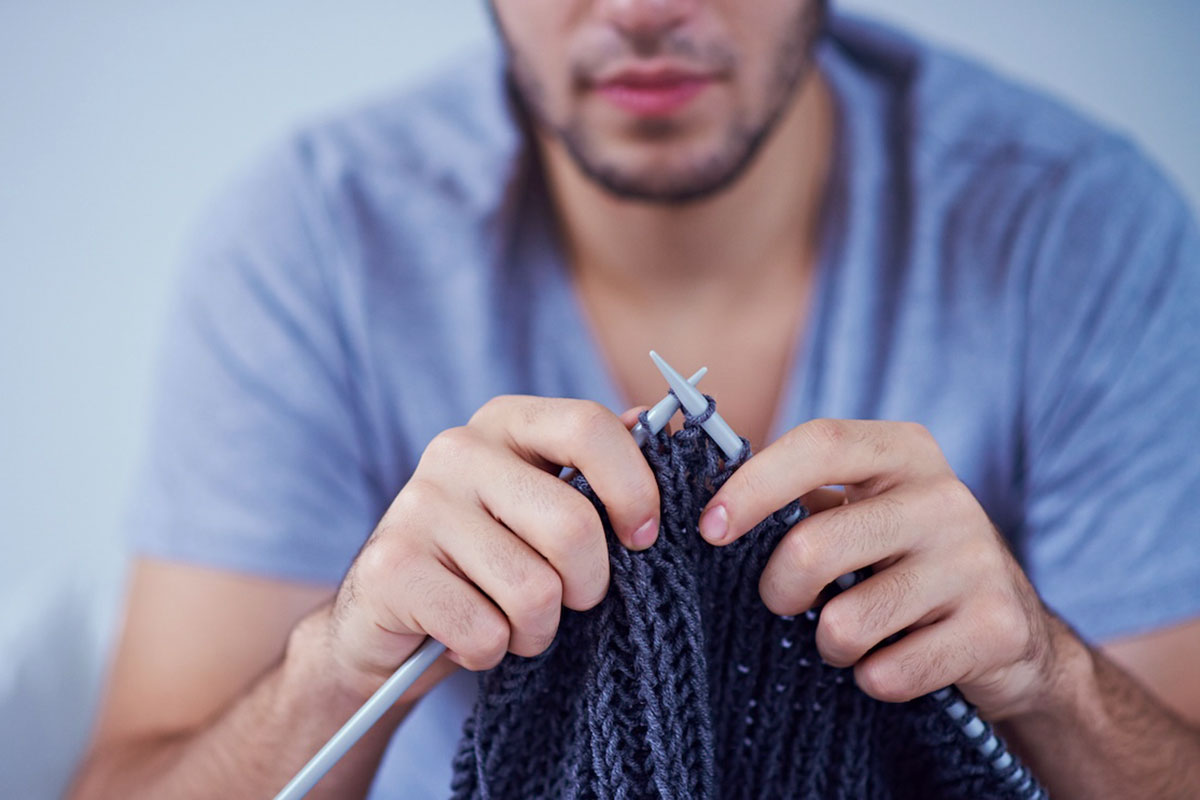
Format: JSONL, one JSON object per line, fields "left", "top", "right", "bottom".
{"left": 559, "top": 366, "right": 707, "bottom": 482}
{"left": 274, "top": 370, "right": 706, "bottom": 800}
{"left": 648, "top": 351, "right": 745, "bottom": 460}
{"left": 648, "top": 350, "right": 1043, "bottom": 798}
{"left": 650, "top": 351, "right": 854, "bottom": 590}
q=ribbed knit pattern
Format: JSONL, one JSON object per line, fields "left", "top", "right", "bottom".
{"left": 449, "top": 399, "right": 1043, "bottom": 799}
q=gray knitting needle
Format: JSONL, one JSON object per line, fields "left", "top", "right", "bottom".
{"left": 649, "top": 350, "right": 746, "bottom": 462}
{"left": 274, "top": 369, "right": 706, "bottom": 800}
{"left": 559, "top": 366, "right": 707, "bottom": 482}
{"left": 649, "top": 349, "right": 1043, "bottom": 798}
{"left": 651, "top": 350, "right": 853, "bottom": 591}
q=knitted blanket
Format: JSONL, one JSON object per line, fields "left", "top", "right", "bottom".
{"left": 449, "top": 400, "right": 1044, "bottom": 799}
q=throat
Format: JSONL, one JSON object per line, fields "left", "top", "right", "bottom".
{"left": 576, "top": 272, "right": 812, "bottom": 454}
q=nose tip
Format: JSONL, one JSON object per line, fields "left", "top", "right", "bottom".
{"left": 599, "top": 0, "right": 695, "bottom": 42}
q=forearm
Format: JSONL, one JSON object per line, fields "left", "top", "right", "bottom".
{"left": 998, "top": 616, "right": 1200, "bottom": 799}
{"left": 69, "top": 608, "right": 412, "bottom": 800}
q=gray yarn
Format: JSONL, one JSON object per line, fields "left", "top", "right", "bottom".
{"left": 449, "top": 398, "right": 1045, "bottom": 799}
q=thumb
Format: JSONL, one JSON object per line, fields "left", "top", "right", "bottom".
{"left": 618, "top": 405, "right": 652, "bottom": 431}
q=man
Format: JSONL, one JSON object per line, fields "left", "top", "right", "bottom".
{"left": 71, "top": 1, "right": 1200, "bottom": 797}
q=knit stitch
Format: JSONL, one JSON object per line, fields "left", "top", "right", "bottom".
{"left": 449, "top": 398, "right": 1044, "bottom": 799}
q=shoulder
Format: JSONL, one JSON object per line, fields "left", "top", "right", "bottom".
{"left": 825, "top": 13, "right": 1121, "bottom": 175}
{"left": 824, "top": 13, "right": 1195, "bottom": 281}
{"left": 185, "top": 39, "right": 524, "bottom": 288}
{"left": 295, "top": 39, "right": 523, "bottom": 216}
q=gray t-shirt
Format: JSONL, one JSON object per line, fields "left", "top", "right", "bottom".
{"left": 129, "top": 13, "right": 1200, "bottom": 798}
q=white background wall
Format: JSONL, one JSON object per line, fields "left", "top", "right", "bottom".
{"left": 1, "top": 2, "right": 1197, "bottom": 796}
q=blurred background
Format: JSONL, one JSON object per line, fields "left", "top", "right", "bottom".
{"left": 1, "top": 1, "right": 1197, "bottom": 796}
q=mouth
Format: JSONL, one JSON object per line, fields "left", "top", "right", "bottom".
{"left": 590, "top": 64, "right": 717, "bottom": 117}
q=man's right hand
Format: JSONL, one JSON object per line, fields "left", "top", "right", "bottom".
{"left": 315, "top": 396, "right": 663, "bottom": 699}
{"left": 69, "top": 396, "right": 661, "bottom": 800}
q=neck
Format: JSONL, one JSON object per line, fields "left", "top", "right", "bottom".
{"left": 536, "top": 68, "right": 834, "bottom": 311}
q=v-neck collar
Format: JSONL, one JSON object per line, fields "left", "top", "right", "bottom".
{"left": 523, "top": 43, "right": 852, "bottom": 449}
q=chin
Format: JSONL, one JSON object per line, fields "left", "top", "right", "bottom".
{"left": 555, "top": 96, "right": 764, "bottom": 203}
{"left": 579, "top": 137, "right": 748, "bottom": 202}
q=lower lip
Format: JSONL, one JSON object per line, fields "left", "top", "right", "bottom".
{"left": 596, "top": 77, "right": 712, "bottom": 117}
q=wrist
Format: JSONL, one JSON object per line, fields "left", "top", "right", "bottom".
{"left": 282, "top": 604, "right": 390, "bottom": 709}
{"left": 1010, "top": 612, "right": 1097, "bottom": 727}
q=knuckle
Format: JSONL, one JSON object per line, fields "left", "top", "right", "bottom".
{"left": 799, "top": 418, "right": 846, "bottom": 455}
{"left": 356, "top": 523, "right": 424, "bottom": 586}
{"left": 570, "top": 555, "right": 611, "bottom": 611}
{"left": 355, "top": 536, "right": 396, "bottom": 585}
{"left": 571, "top": 400, "right": 617, "bottom": 444}
{"left": 554, "top": 503, "right": 604, "bottom": 555}
{"left": 509, "top": 580, "right": 562, "bottom": 657}
{"left": 865, "top": 421, "right": 897, "bottom": 460}
{"left": 855, "top": 658, "right": 910, "bottom": 703}
{"left": 394, "top": 476, "right": 443, "bottom": 518}
{"left": 351, "top": 533, "right": 391, "bottom": 582}
{"left": 929, "top": 476, "right": 974, "bottom": 517}
{"left": 514, "top": 567, "right": 564, "bottom": 623}
{"left": 758, "top": 569, "right": 793, "bottom": 616}
{"left": 779, "top": 527, "right": 824, "bottom": 580}
{"left": 817, "top": 601, "right": 861, "bottom": 664}
{"left": 469, "top": 394, "right": 518, "bottom": 427}
{"left": 382, "top": 480, "right": 442, "bottom": 544}
{"left": 901, "top": 420, "right": 935, "bottom": 448}
{"left": 422, "top": 426, "right": 479, "bottom": 469}
{"left": 512, "top": 626, "right": 558, "bottom": 658}
{"left": 468, "top": 615, "right": 511, "bottom": 670}
{"left": 424, "top": 584, "right": 509, "bottom": 670}
{"left": 762, "top": 540, "right": 820, "bottom": 614}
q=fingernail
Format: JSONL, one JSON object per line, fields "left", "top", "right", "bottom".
{"left": 632, "top": 518, "right": 658, "bottom": 550}
{"left": 699, "top": 504, "right": 728, "bottom": 543}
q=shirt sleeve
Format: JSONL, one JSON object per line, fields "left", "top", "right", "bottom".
{"left": 127, "top": 134, "right": 387, "bottom": 586}
{"left": 1019, "top": 140, "right": 1200, "bottom": 643}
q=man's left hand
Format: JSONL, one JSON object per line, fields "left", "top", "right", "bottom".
{"left": 698, "top": 418, "right": 1073, "bottom": 720}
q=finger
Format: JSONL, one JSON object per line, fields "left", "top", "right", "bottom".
{"left": 619, "top": 404, "right": 675, "bottom": 436}
{"left": 349, "top": 482, "right": 513, "bottom": 674}
{"left": 813, "top": 556, "right": 956, "bottom": 668}
{"left": 434, "top": 508, "right": 564, "bottom": 657}
{"left": 468, "top": 396, "right": 661, "bottom": 550}
{"left": 800, "top": 487, "right": 846, "bottom": 514}
{"left": 398, "top": 652, "right": 461, "bottom": 705}
{"left": 385, "top": 558, "right": 511, "bottom": 672}
{"left": 700, "top": 419, "right": 944, "bottom": 545}
{"left": 852, "top": 615, "right": 973, "bottom": 704}
{"left": 758, "top": 490, "right": 927, "bottom": 615}
{"left": 443, "top": 444, "right": 610, "bottom": 609}
{"left": 619, "top": 405, "right": 651, "bottom": 428}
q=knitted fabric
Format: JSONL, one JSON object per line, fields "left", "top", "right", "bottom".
{"left": 449, "top": 399, "right": 1044, "bottom": 800}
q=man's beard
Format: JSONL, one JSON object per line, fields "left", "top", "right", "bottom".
{"left": 495, "top": 1, "right": 827, "bottom": 205}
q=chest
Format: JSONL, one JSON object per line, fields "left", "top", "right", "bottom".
{"left": 579, "top": 292, "right": 809, "bottom": 454}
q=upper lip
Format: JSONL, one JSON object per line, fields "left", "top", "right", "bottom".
{"left": 592, "top": 63, "right": 717, "bottom": 88}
